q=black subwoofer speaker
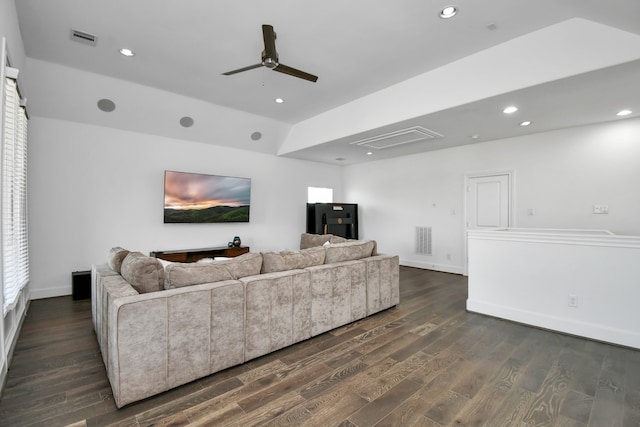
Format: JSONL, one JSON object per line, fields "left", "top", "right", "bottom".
{"left": 72, "top": 270, "right": 91, "bottom": 300}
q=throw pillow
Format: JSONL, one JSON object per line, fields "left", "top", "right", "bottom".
{"left": 120, "top": 251, "right": 165, "bottom": 293}
{"left": 157, "top": 258, "right": 174, "bottom": 269}
{"left": 324, "top": 240, "right": 376, "bottom": 264}
{"left": 164, "top": 262, "right": 234, "bottom": 289}
{"left": 299, "top": 233, "right": 333, "bottom": 249}
{"left": 261, "top": 246, "right": 326, "bottom": 273}
{"left": 217, "top": 252, "right": 263, "bottom": 279}
{"left": 329, "top": 235, "right": 348, "bottom": 244}
{"left": 107, "top": 246, "right": 130, "bottom": 273}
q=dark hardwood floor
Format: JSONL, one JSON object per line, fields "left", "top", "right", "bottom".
{"left": 1, "top": 267, "right": 640, "bottom": 426}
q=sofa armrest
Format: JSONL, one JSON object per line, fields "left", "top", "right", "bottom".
{"left": 362, "top": 255, "right": 400, "bottom": 315}
{"left": 107, "top": 280, "right": 244, "bottom": 408}
{"left": 97, "top": 276, "right": 138, "bottom": 368}
{"left": 91, "top": 264, "right": 119, "bottom": 336}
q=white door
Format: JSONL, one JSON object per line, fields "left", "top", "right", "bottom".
{"left": 467, "top": 174, "right": 510, "bottom": 229}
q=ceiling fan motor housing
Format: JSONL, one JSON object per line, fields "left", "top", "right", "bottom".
{"left": 262, "top": 56, "right": 278, "bottom": 68}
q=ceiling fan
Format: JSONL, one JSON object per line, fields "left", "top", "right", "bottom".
{"left": 222, "top": 24, "right": 318, "bottom": 83}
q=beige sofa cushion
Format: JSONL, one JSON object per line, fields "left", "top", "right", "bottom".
{"left": 261, "top": 247, "right": 326, "bottom": 273}
{"left": 164, "top": 263, "right": 235, "bottom": 289}
{"left": 330, "top": 235, "right": 348, "bottom": 244}
{"left": 163, "top": 252, "right": 262, "bottom": 288}
{"left": 217, "top": 252, "right": 263, "bottom": 279}
{"left": 120, "top": 252, "right": 164, "bottom": 293}
{"left": 324, "top": 240, "right": 376, "bottom": 264}
{"left": 299, "top": 233, "right": 349, "bottom": 249}
{"left": 300, "top": 233, "right": 332, "bottom": 249}
{"left": 107, "top": 247, "right": 130, "bottom": 273}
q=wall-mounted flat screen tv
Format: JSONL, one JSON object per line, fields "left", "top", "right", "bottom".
{"left": 163, "top": 170, "right": 251, "bottom": 223}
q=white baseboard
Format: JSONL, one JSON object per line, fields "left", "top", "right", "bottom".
{"left": 30, "top": 286, "right": 71, "bottom": 300}
{"left": 400, "top": 259, "right": 462, "bottom": 275}
{"left": 467, "top": 299, "right": 640, "bottom": 350}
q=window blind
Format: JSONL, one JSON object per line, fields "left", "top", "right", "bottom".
{"left": 2, "top": 75, "right": 29, "bottom": 314}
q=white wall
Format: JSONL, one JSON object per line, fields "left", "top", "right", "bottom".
{"left": 0, "top": 0, "right": 25, "bottom": 69}
{"left": 27, "top": 117, "right": 343, "bottom": 298}
{"left": 343, "top": 117, "right": 640, "bottom": 273}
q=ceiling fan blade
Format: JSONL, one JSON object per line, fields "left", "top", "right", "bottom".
{"left": 274, "top": 63, "right": 318, "bottom": 83}
{"left": 262, "top": 25, "right": 277, "bottom": 61}
{"left": 222, "top": 63, "right": 264, "bottom": 76}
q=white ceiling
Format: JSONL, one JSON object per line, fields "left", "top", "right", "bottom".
{"left": 14, "top": 0, "right": 640, "bottom": 164}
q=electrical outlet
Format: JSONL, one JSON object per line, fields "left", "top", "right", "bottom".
{"left": 568, "top": 294, "right": 578, "bottom": 307}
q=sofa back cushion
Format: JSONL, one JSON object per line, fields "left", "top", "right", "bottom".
{"left": 299, "top": 233, "right": 350, "bottom": 249}
{"left": 164, "top": 262, "right": 235, "bottom": 289}
{"left": 261, "top": 247, "right": 326, "bottom": 273}
{"left": 217, "top": 252, "right": 263, "bottom": 279}
{"left": 120, "top": 252, "right": 164, "bottom": 293}
{"left": 164, "top": 252, "right": 262, "bottom": 288}
{"left": 324, "top": 240, "right": 376, "bottom": 264}
{"left": 107, "top": 247, "right": 130, "bottom": 273}
{"left": 300, "top": 233, "right": 332, "bottom": 249}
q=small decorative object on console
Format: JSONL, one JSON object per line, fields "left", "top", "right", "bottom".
{"left": 233, "top": 236, "right": 241, "bottom": 247}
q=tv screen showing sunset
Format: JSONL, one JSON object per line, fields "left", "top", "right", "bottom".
{"left": 163, "top": 171, "right": 251, "bottom": 223}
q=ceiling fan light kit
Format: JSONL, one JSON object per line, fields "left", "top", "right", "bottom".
{"left": 222, "top": 25, "right": 318, "bottom": 83}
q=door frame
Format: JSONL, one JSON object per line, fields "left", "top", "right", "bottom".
{"left": 462, "top": 170, "right": 515, "bottom": 276}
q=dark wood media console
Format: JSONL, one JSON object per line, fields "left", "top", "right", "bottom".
{"left": 150, "top": 246, "right": 249, "bottom": 263}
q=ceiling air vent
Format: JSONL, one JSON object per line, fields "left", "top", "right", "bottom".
{"left": 70, "top": 29, "right": 98, "bottom": 46}
{"left": 350, "top": 126, "right": 443, "bottom": 150}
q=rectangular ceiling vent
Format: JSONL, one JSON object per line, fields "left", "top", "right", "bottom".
{"left": 70, "top": 29, "right": 98, "bottom": 46}
{"left": 350, "top": 126, "right": 443, "bottom": 150}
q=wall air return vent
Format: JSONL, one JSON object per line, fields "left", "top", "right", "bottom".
{"left": 416, "top": 226, "right": 433, "bottom": 255}
{"left": 350, "top": 126, "right": 443, "bottom": 150}
{"left": 70, "top": 29, "right": 98, "bottom": 46}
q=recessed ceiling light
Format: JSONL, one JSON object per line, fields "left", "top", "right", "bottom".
{"left": 440, "top": 6, "right": 457, "bottom": 18}
{"left": 470, "top": 134, "right": 479, "bottom": 139}
{"left": 519, "top": 121, "right": 532, "bottom": 126}
{"left": 119, "top": 48, "right": 135, "bottom": 57}
{"left": 275, "top": 98, "right": 284, "bottom": 104}
{"left": 503, "top": 106, "right": 518, "bottom": 114}
{"left": 366, "top": 152, "right": 373, "bottom": 156}
{"left": 335, "top": 157, "right": 345, "bottom": 161}
{"left": 616, "top": 109, "right": 632, "bottom": 116}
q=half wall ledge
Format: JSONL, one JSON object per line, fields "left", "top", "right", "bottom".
{"left": 467, "top": 228, "right": 640, "bottom": 349}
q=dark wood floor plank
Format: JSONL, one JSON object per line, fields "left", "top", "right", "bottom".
{"left": 353, "top": 351, "right": 432, "bottom": 402}
{"left": 451, "top": 384, "right": 509, "bottom": 426}
{"left": 521, "top": 361, "right": 572, "bottom": 426}
{"left": 482, "top": 386, "right": 534, "bottom": 427}
{"left": 588, "top": 351, "right": 627, "bottom": 427}
{"left": 347, "top": 377, "right": 422, "bottom": 426}
{"left": 1, "top": 267, "right": 639, "bottom": 427}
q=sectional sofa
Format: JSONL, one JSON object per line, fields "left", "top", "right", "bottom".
{"left": 91, "top": 234, "right": 399, "bottom": 407}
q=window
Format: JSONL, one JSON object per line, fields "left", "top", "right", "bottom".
{"left": 2, "top": 66, "right": 29, "bottom": 314}
{"left": 307, "top": 187, "right": 333, "bottom": 203}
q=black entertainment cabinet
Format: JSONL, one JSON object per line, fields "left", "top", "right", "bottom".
{"left": 306, "top": 203, "right": 358, "bottom": 239}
